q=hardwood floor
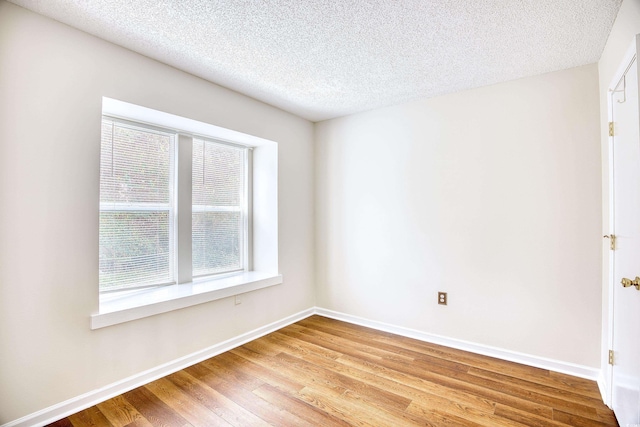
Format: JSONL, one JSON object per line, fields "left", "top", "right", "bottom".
{"left": 48, "top": 315, "right": 618, "bottom": 426}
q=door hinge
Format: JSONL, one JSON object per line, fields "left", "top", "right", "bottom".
{"left": 604, "top": 234, "right": 616, "bottom": 250}
{"left": 609, "top": 122, "right": 615, "bottom": 137}
{"left": 608, "top": 349, "right": 614, "bottom": 365}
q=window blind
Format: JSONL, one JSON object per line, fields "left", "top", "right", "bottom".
{"left": 99, "top": 119, "right": 175, "bottom": 291}
{"left": 192, "top": 139, "right": 245, "bottom": 277}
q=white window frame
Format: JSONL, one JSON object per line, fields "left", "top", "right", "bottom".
{"left": 99, "top": 117, "right": 178, "bottom": 292}
{"left": 191, "top": 137, "right": 250, "bottom": 280}
{"left": 92, "top": 98, "right": 281, "bottom": 329}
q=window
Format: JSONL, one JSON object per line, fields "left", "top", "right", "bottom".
{"left": 99, "top": 120, "right": 249, "bottom": 292}
{"left": 192, "top": 139, "right": 247, "bottom": 277}
{"left": 93, "top": 98, "right": 280, "bottom": 330}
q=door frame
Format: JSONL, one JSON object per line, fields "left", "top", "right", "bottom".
{"left": 605, "top": 33, "right": 640, "bottom": 408}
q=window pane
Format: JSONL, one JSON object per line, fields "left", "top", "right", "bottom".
{"left": 100, "top": 120, "right": 172, "bottom": 204}
{"left": 192, "top": 139, "right": 244, "bottom": 206}
{"left": 99, "top": 118, "right": 174, "bottom": 291}
{"left": 192, "top": 211, "right": 242, "bottom": 276}
{"left": 192, "top": 139, "right": 245, "bottom": 277}
{"left": 99, "top": 211, "right": 172, "bottom": 290}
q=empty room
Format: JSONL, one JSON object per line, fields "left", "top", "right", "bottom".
{"left": 1, "top": 0, "right": 640, "bottom": 426}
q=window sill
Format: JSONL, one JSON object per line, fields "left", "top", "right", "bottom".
{"left": 91, "top": 271, "right": 283, "bottom": 329}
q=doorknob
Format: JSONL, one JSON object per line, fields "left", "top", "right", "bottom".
{"left": 621, "top": 277, "right": 640, "bottom": 290}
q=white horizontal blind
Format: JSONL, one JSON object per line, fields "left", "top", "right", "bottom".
{"left": 99, "top": 118, "right": 175, "bottom": 291}
{"left": 192, "top": 139, "right": 246, "bottom": 277}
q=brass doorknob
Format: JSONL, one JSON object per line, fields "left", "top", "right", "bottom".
{"left": 621, "top": 277, "right": 640, "bottom": 290}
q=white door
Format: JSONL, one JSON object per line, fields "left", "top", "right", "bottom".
{"left": 610, "top": 35, "right": 640, "bottom": 426}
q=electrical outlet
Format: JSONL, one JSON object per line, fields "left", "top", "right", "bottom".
{"left": 438, "top": 292, "right": 447, "bottom": 305}
{"left": 234, "top": 295, "right": 242, "bottom": 305}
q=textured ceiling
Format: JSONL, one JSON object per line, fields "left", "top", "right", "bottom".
{"left": 9, "top": 0, "right": 622, "bottom": 121}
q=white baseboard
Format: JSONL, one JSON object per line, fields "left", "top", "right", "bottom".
{"left": 315, "top": 308, "right": 601, "bottom": 382}
{"left": 1, "top": 308, "right": 315, "bottom": 427}
{"left": 3, "top": 306, "right": 606, "bottom": 426}
{"left": 597, "top": 371, "right": 610, "bottom": 407}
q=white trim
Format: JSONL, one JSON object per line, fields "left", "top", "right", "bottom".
{"left": 2, "top": 308, "right": 315, "bottom": 427}
{"left": 610, "top": 36, "right": 639, "bottom": 94}
{"left": 92, "top": 272, "right": 283, "bottom": 329}
{"left": 603, "top": 33, "right": 640, "bottom": 409}
{"left": 102, "top": 97, "right": 277, "bottom": 148}
{"left": 605, "top": 60, "right": 617, "bottom": 408}
{"left": 598, "top": 371, "right": 610, "bottom": 407}
{"left": 315, "top": 308, "right": 601, "bottom": 381}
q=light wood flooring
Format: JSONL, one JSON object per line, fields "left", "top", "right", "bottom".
{"left": 47, "top": 315, "right": 618, "bottom": 426}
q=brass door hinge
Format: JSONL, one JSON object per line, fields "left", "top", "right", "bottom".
{"left": 609, "top": 122, "right": 615, "bottom": 137}
{"left": 609, "top": 349, "right": 614, "bottom": 365}
{"left": 604, "top": 234, "right": 616, "bottom": 250}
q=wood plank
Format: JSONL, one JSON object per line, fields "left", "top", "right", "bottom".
{"left": 68, "top": 406, "right": 113, "bottom": 427}
{"left": 263, "top": 331, "right": 498, "bottom": 414}
{"left": 284, "top": 322, "right": 415, "bottom": 363}
{"left": 411, "top": 359, "right": 603, "bottom": 422}
{"left": 144, "top": 378, "right": 231, "bottom": 427}
{"left": 122, "top": 386, "right": 192, "bottom": 427}
{"left": 96, "top": 395, "right": 145, "bottom": 427}
{"left": 468, "top": 367, "right": 608, "bottom": 408}
{"left": 198, "top": 352, "right": 265, "bottom": 390}
{"left": 199, "top": 350, "right": 305, "bottom": 393}
{"left": 233, "top": 344, "right": 442, "bottom": 426}
{"left": 292, "top": 385, "right": 381, "bottom": 427}
{"left": 494, "top": 404, "right": 569, "bottom": 427}
{"left": 269, "top": 330, "right": 344, "bottom": 360}
{"left": 296, "top": 382, "right": 431, "bottom": 427}
{"left": 595, "top": 407, "right": 620, "bottom": 426}
{"left": 408, "top": 400, "right": 529, "bottom": 427}
{"left": 252, "top": 383, "right": 352, "bottom": 427}
{"left": 290, "top": 325, "right": 555, "bottom": 419}
{"left": 165, "top": 369, "right": 271, "bottom": 427}
{"left": 276, "top": 351, "right": 412, "bottom": 411}
{"left": 553, "top": 409, "right": 618, "bottom": 427}
{"left": 230, "top": 345, "right": 350, "bottom": 395}
{"left": 47, "top": 418, "right": 75, "bottom": 427}
{"left": 353, "top": 356, "right": 497, "bottom": 413}
{"left": 304, "top": 316, "right": 601, "bottom": 399}
{"left": 275, "top": 329, "right": 506, "bottom": 419}
{"left": 121, "top": 419, "right": 154, "bottom": 427}
{"left": 243, "top": 336, "right": 492, "bottom": 426}
{"left": 203, "top": 375, "right": 317, "bottom": 427}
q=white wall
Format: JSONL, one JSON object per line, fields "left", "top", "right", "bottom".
{"left": 598, "top": 0, "right": 640, "bottom": 399}
{"left": 315, "top": 64, "right": 602, "bottom": 366}
{"left": 0, "top": 1, "right": 315, "bottom": 423}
